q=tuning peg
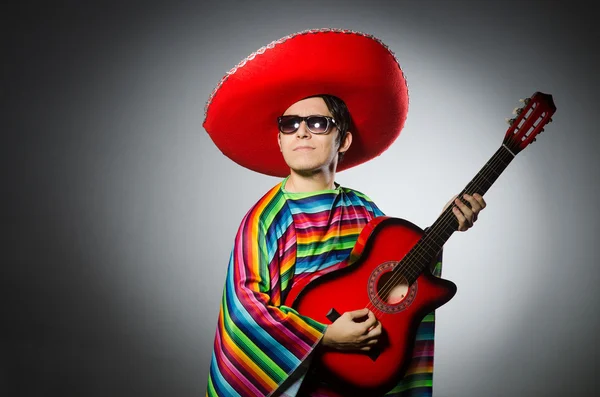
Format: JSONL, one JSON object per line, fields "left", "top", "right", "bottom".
{"left": 548, "top": 118, "right": 553, "bottom": 123}
{"left": 532, "top": 138, "right": 537, "bottom": 142}
{"left": 505, "top": 117, "right": 516, "bottom": 125}
{"left": 512, "top": 107, "right": 523, "bottom": 115}
{"left": 519, "top": 98, "right": 531, "bottom": 105}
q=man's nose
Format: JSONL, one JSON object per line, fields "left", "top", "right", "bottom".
{"left": 295, "top": 120, "right": 311, "bottom": 138}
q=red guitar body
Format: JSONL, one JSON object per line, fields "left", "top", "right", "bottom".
{"left": 284, "top": 217, "right": 457, "bottom": 394}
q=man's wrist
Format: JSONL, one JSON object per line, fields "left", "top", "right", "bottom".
{"left": 320, "top": 325, "right": 330, "bottom": 347}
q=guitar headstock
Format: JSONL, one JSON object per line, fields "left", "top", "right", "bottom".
{"left": 503, "top": 92, "right": 556, "bottom": 154}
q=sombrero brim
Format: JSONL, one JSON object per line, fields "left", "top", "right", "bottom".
{"left": 203, "top": 28, "right": 409, "bottom": 177}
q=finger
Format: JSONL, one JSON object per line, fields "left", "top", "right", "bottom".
{"left": 365, "top": 321, "right": 382, "bottom": 338}
{"left": 452, "top": 206, "right": 469, "bottom": 231}
{"left": 347, "top": 308, "right": 369, "bottom": 320}
{"left": 367, "top": 337, "right": 379, "bottom": 345}
{"left": 362, "top": 311, "right": 378, "bottom": 330}
{"left": 363, "top": 318, "right": 382, "bottom": 336}
{"left": 442, "top": 194, "right": 459, "bottom": 212}
{"left": 361, "top": 338, "right": 379, "bottom": 347}
{"left": 473, "top": 193, "right": 486, "bottom": 209}
{"left": 455, "top": 197, "right": 474, "bottom": 217}
{"left": 462, "top": 194, "right": 481, "bottom": 213}
{"left": 454, "top": 198, "right": 474, "bottom": 226}
{"left": 462, "top": 195, "right": 480, "bottom": 223}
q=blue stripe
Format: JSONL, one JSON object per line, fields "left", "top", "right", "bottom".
{"left": 208, "top": 352, "right": 242, "bottom": 397}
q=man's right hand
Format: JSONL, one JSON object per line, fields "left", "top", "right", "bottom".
{"left": 321, "top": 308, "right": 382, "bottom": 351}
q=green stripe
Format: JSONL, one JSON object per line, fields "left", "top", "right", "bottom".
{"left": 256, "top": 221, "right": 271, "bottom": 294}
{"left": 350, "top": 189, "right": 374, "bottom": 203}
{"left": 261, "top": 190, "right": 287, "bottom": 228}
{"left": 297, "top": 239, "right": 355, "bottom": 256}
{"left": 422, "top": 313, "right": 436, "bottom": 322}
{"left": 432, "top": 260, "right": 442, "bottom": 277}
{"left": 280, "top": 265, "right": 294, "bottom": 292}
{"left": 206, "top": 375, "right": 216, "bottom": 396}
{"left": 385, "top": 369, "right": 434, "bottom": 394}
{"left": 387, "top": 379, "right": 433, "bottom": 393}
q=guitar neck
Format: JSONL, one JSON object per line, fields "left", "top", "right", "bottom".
{"left": 402, "top": 145, "right": 516, "bottom": 283}
{"left": 429, "top": 144, "right": 516, "bottom": 245}
{"left": 395, "top": 91, "right": 556, "bottom": 284}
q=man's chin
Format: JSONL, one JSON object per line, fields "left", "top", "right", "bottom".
{"left": 289, "top": 164, "right": 337, "bottom": 177}
{"left": 290, "top": 166, "right": 321, "bottom": 176}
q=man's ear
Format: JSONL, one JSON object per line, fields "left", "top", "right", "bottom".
{"left": 339, "top": 131, "right": 352, "bottom": 154}
{"left": 277, "top": 132, "right": 282, "bottom": 151}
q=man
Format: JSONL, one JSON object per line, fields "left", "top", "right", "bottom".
{"left": 203, "top": 29, "right": 485, "bottom": 396}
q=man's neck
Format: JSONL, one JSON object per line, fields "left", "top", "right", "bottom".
{"left": 285, "top": 169, "right": 336, "bottom": 193}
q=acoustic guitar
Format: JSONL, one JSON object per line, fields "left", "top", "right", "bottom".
{"left": 284, "top": 92, "right": 557, "bottom": 394}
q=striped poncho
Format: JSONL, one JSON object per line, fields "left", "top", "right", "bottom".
{"left": 206, "top": 179, "right": 442, "bottom": 396}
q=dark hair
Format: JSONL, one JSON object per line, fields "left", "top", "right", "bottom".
{"left": 304, "top": 94, "right": 352, "bottom": 162}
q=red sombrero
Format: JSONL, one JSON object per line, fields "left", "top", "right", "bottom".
{"left": 203, "top": 28, "right": 409, "bottom": 177}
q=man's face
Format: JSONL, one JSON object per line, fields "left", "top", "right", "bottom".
{"left": 277, "top": 97, "right": 351, "bottom": 174}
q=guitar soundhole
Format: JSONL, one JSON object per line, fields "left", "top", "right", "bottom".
{"left": 368, "top": 261, "right": 417, "bottom": 314}
{"left": 376, "top": 273, "right": 409, "bottom": 304}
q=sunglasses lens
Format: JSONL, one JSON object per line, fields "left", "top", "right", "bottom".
{"left": 279, "top": 116, "right": 301, "bottom": 134}
{"left": 306, "top": 116, "right": 329, "bottom": 134}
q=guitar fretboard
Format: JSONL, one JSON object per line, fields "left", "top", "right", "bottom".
{"left": 396, "top": 145, "right": 516, "bottom": 284}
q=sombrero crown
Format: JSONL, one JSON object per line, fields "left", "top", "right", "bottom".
{"left": 203, "top": 28, "right": 409, "bottom": 177}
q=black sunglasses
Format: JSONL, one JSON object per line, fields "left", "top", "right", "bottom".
{"left": 277, "top": 115, "right": 337, "bottom": 135}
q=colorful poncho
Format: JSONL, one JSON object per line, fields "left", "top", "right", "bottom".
{"left": 206, "top": 179, "right": 442, "bottom": 396}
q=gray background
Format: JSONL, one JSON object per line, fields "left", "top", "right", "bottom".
{"left": 3, "top": 0, "right": 598, "bottom": 396}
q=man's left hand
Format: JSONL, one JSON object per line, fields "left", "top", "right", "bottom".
{"left": 443, "top": 193, "right": 487, "bottom": 232}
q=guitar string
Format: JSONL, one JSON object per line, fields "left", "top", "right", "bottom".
{"left": 334, "top": 101, "right": 551, "bottom": 345}
{"left": 364, "top": 147, "right": 512, "bottom": 317}
{"left": 364, "top": 146, "right": 514, "bottom": 317}
{"left": 363, "top": 150, "right": 507, "bottom": 319}
{"left": 362, "top": 145, "right": 515, "bottom": 319}
{"left": 384, "top": 149, "right": 508, "bottom": 284}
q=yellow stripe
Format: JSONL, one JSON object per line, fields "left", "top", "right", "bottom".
{"left": 296, "top": 226, "right": 362, "bottom": 244}
{"left": 405, "top": 364, "right": 434, "bottom": 375}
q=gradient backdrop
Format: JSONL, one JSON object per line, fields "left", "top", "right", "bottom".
{"left": 3, "top": 1, "right": 598, "bottom": 396}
